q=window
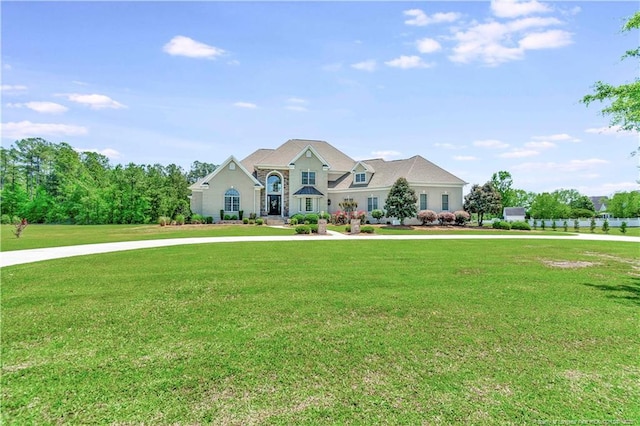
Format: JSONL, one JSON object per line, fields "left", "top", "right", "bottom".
{"left": 441, "top": 194, "right": 449, "bottom": 211}
{"left": 420, "top": 194, "right": 427, "bottom": 210}
{"left": 367, "top": 197, "right": 378, "bottom": 212}
{"left": 267, "top": 174, "right": 281, "bottom": 193}
{"left": 302, "top": 171, "right": 316, "bottom": 185}
{"left": 355, "top": 172, "right": 366, "bottom": 183}
{"left": 305, "top": 198, "right": 313, "bottom": 212}
{"left": 224, "top": 188, "right": 240, "bottom": 211}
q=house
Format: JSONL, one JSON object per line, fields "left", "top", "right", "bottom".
{"left": 503, "top": 207, "right": 526, "bottom": 222}
{"left": 589, "top": 196, "right": 609, "bottom": 217}
{"left": 189, "top": 139, "right": 467, "bottom": 223}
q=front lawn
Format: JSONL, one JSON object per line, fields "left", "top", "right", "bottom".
{"left": 2, "top": 239, "right": 638, "bottom": 423}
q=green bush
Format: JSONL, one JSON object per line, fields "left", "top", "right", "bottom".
{"left": 309, "top": 224, "right": 319, "bottom": 233}
{"left": 224, "top": 214, "right": 231, "bottom": 220}
{"left": 291, "top": 214, "right": 305, "bottom": 223}
{"left": 158, "top": 216, "right": 171, "bottom": 226}
{"left": 295, "top": 225, "right": 311, "bottom": 234}
{"left": 242, "top": 218, "right": 249, "bottom": 224}
{"left": 361, "top": 225, "right": 375, "bottom": 233}
{"left": 290, "top": 218, "right": 299, "bottom": 226}
{"left": 602, "top": 219, "right": 609, "bottom": 234}
{"left": 175, "top": 214, "right": 185, "bottom": 225}
{"left": 256, "top": 218, "right": 264, "bottom": 225}
{"left": 492, "top": 221, "right": 511, "bottom": 230}
{"left": 1, "top": 214, "right": 13, "bottom": 224}
{"left": 551, "top": 220, "right": 557, "bottom": 231}
{"left": 191, "top": 214, "right": 205, "bottom": 224}
{"left": 345, "top": 225, "right": 351, "bottom": 233}
{"left": 574, "top": 219, "right": 580, "bottom": 232}
{"left": 205, "top": 216, "right": 214, "bottom": 224}
{"left": 230, "top": 215, "right": 238, "bottom": 220}
{"left": 319, "top": 212, "right": 331, "bottom": 221}
{"left": 620, "top": 221, "right": 627, "bottom": 234}
{"left": 511, "top": 221, "right": 531, "bottom": 231}
{"left": 590, "top": 218, "right": 596, "bottom": 233}
{"left": 371, "top": 209, "right": 384, "bottom": 223}
{"left": 304, "top": 214, "right": 319, "bottom": 224}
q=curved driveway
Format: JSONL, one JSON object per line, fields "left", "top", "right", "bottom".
{"left": 1, "top": 230, "right": 638, "bottom": 268}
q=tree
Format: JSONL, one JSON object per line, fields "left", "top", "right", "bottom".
{"left": 490, "top": 170, "right": 514, "bottom": 209}
{"left": 187, "top": 161, "right": 217, "bottom": 184}
{"left": 384, "top": 177, "right": 417, "bottom": 225}
{"left": 607, "top": 191, "right": 640, "bottom": 217}
{"left": 512, "top": 189, "right": 536, "bottom": 211}
{"left": 530, "top": 192, "right": 571, "bottom": 219}
{"left": 463, "top": 182, "right": 501, "bottom": 227}
{"left": 581, "top": 12, "right": 640, "bottom": 154}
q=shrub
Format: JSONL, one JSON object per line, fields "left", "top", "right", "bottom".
{"left": 309, "top": 224, "right": 319, "bottom": 233}
{"left": 230, "top": 215, "right": 238, "bottom": 220}
{"left": 361, "top": 225, "right": 375, "bottom": 234}
{"left": 345, "top": 225, "right": 351, "bottom": 233}
{"left": 242, "top": 218, "right": 249, "bottom": 224}
{"left": 175, "top": 214, "right": 185, "bottom": 225}
{"left": 574, "top": 219, "right": 580, "bottom": 233}
{"left": 319, "top": 212, "right": 331, "bottom": 221}
{"left": 417, "top": 209, "right": 437, "bottom": 225}
{"left": 238, "top": 210, "right": 244, "bottom": 220}
{"left": 291, "top": 214, "right": 305, "bottom": 223}
{"left": 354, "top": 211, "right": 367, "bottom": 222}
{"left": 541, "top": 221, "right": 546, "bottom": 230}
{"left": 290, "top": 218, "right": 299, "bottom": 226}
{"left": 205, "top": 216, "right": 214, "bottom": 224}
{"left": 304, "top": 214, "right": 319, "bottom": 224}
{"left": 191, "top": 214, "right": 205, "bottom": 224}
{"left": 620, "top": 221, "right": 627, "bottom": 234}
{"left": 223, "top": 214, "right": 231, "bottom": 220}
{"left": 249, "top": 213, "right": 257, "bottom": 220}
{"left": 256, "top": 218, "right": 264, "bottom": 225}
{"left": 295, "top": 225, "right": 311, "bottom": 234}
{"left": 454, "top": 210, "right": 471, "bottom": 226}
{"left": 551, "top": 220, "right": 557, "bottom": 231}
{"left": 438, "top": 211, "right": 456, "bottom": 225}
{"left": 562, "top": 220, "right": 568, "bottom": 232}
{"left": 248, "top": 219, "right": 255, "bottom": 224}
{"left": 590, "top": 217, "right": 596, "bottom": 233}
{"left": 331, "top": 210, "right": 348, "bottom": 225}
{"left": 511, "top": 221, "right": 531, "bottom": 231}
{"left": 13, "top": 218, "right": 28, "bottom": 238}
{"left": 602, "top": 219, "right": 609, "bottom": 234}
{"left": 532, "top": 218, "right": 538, "bottom": 230}
{"left": 158, "top": 216, "right": 171, "bottom": 226}
{"left": 570, "top": 208, "right": 595, "bottom": 219}
{"left": 492, "top": 221, "right": 511, "bottom": 230}
{"left": 1, "top": 214, "right": 12, "bottom": 224}
{"left": 371, "top": 209, "right": 384, "bottom": 223}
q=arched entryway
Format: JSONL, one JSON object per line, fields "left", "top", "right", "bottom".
{"left": 266, "top": 172, "right": 283, "bottom": 216}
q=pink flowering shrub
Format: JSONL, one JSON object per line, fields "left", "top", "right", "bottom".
{"left": 331, "top": 210, "right": 349, "bottom": 225}
{"left": 454, "top": 210, "right": 471, "bottom": 226}
{"left": 418, "top": 209, "right": 437, "bottom": 225}
{"left": 437, "top": 211, "right": 456, "bottom": 225}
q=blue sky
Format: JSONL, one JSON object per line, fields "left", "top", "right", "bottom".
{"left": 2, "top": 0, "right": 638, "bottom": 196}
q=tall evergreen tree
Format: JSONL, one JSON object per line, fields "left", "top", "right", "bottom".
{"left": 384, "top": 177, "right": 417, "bottom": 225}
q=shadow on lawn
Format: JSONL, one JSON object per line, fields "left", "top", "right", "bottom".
{"left": 582, "top": 277, "right": 640, "bottom": 306}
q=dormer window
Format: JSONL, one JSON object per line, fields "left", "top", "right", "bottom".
{"left": 355, "top": 172, "right": 366, "bottom": 183}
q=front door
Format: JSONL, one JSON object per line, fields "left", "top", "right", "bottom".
{"left": 268, "top": 195, "right": 281, "bottom": 215}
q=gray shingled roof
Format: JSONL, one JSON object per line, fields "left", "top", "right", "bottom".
{"left": 292, "top": 186, "right": 325, "bottom": 196}
{"left": 504, "top": 207, "right": 526, "bottom": 216}
{"left": 331, "top": 155, "right": 466, "bottom": 189}
{"left": 241, "top": 139, "right": 356, "bottom": 172}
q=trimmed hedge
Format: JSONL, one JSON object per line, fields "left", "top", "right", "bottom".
{"left": 511, "top": 221, "right": 531, "bottom": 231}
{"left": 295, "top": 225, "right": 311, "bottom": 234}
{"left": 492, "top": 221, "right": 511, "bottom": 230}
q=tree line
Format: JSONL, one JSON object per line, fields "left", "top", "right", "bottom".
{"left": 0, "top": 138, "right": 215, "bottom": 224}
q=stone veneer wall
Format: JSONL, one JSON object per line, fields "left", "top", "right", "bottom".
{"left": 255, "top": 169, "right": 290, "bottom": 216}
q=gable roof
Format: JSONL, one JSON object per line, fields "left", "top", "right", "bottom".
{"left": 242, "top": 139, "right": 356, "bottom": 172}
{"left": 288, "top": 144, "right": 331, "bottom": 169}
{"left": 189, "top": 155, "right": 263, "bottom": 190}
{"left": 504, "top": 207, "right": 526, "bottom": 216}
{"left": 331, "top": 155, "right": 467, "bottom": 190}
{"left": 589, "top": 196, "right": 607, "bottom": 211}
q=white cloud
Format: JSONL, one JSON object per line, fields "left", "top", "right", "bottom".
{"left": 8, "top": 101, "right": 68, "bottom": 114}
{"left": 1, "top": 121, "right": 88, "bottom": 140}
{"left": 498, "top": 149, "right": 539, "bottom": 158}
{"left": 448, "top": 16, "right": 571, "bottom": 66}
{"left": 453, "top": 155, "right": 478, "bottom": 161}
{"left": 491, "top": 0, "right": 551, "bottom": 18}
{"left": 525, "top": 141, "right": 556, "bottom": 149}
{"left": 585, "top": 125, "right": 639, "bottom": 137}
{"left": 371, "top": 150, "right": 402, "bottom": 160}
{"left": 163, "top": 36, "right": 225, "bottom": 59}
{"left": 473, "top": 139, "right": 509, "bottom": 149}
{"left": 64, "top": 93, "right": 126, "bottom": 110}
{"left": 351, "top": 60, "right": 377, "bottom": 72}
{"left": 385, "top": 55, "right": 433, "bottom": 69}
{"left": 416, "top": 38, "right": 442, "bottom": 54}
{"left": 519, "top": 30, "right": 573, "bottom": 50}
{"left": 1, "top": 84, "right": 28, "bottom": 93}
{"left": 233, "top": 102, "right": 257, "bottom": 109}
{"left": 532, "top": 133, "right": 580, "bottom": 142}
{"left": 404, "top": 9, "right": 461, "bottom": 26}
{"left": 76, "top": 147, "right": 121, "bottom": 159}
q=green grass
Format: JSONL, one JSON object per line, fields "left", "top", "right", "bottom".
{"left": 2, "top": 239, "right": 638, "bottom": 423}
{"left": 0, "top": 224, "right": 293, "bottom": 251}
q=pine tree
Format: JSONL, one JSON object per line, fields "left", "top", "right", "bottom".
{"left": 384, "top": 177, "right": 417, "bottom": 225}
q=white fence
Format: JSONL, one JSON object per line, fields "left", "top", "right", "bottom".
{"left": 529, "top": 218, "right": 640, "bottom": 228}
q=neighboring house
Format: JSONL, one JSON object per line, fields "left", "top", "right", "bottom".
{"left": 189, "top": 139, "right": 467, "bottom": 223}
{"left": 503, "top": 207, "right": 526, "bottom": 222}
{"left": 589, "top": 196, "right": 609, "bottom": 217}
